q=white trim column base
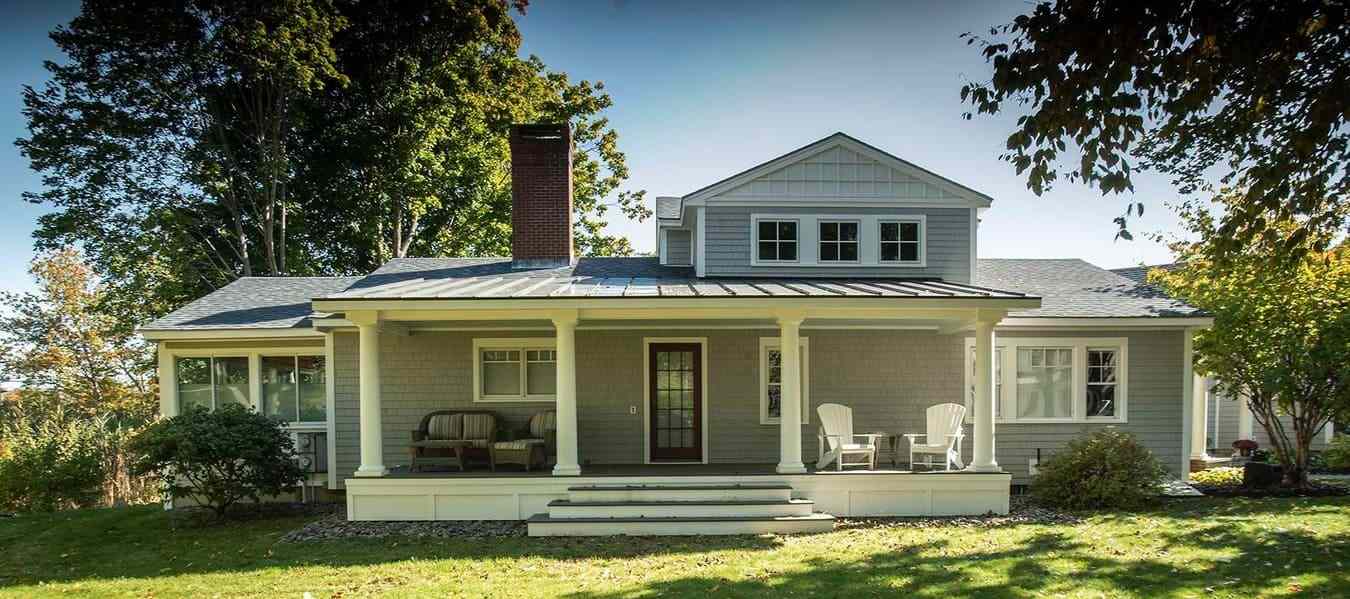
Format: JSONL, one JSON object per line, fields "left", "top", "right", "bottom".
{"left": 354, "top": 465, "right": 388, "bottom": 478}
{"left": 775, "top": 464, "right": 808, "bottom": 474}
{"left": 552, "top": 464, "right": 582, "bottom": 476}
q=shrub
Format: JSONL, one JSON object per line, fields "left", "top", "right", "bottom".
{"left": 0, "top": 408, "right": 108, "bottom": 512}
{"left": 1190, "top": 467, "right": 1244, "bottom": 489}
{"left": 1031, "top": 429, "right": 1167, "bottom": 510}
{"left": 130, "top": 404, "right": 303, "bottom": 518}
{"left": 1324, "top": 434, "right": 1350, "bottom": 472}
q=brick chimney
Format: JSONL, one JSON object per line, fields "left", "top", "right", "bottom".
{"left": 510, "top": 123, "right": 574, "bottom": 269}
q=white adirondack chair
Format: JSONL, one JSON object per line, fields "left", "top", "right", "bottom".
{"left": 904, "top": 403, "right": 967, "bottom": 471}
{"left": 815, "top": 403, "right": 883, "bottom": 471}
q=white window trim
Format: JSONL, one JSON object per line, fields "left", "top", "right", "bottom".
{"left": 962, "top": 336, "right": 1128, "bottom": 424}
{"left": 751, "top": 216, "right": 801, "bottom": 264}
{"left": 816, "top": 220, "right": 862, "bottom": 264}
{"left": 877, "top": 217, "right": 926, "bottom": 265}
{"left": 759, "top": 337, "right": 810, "bottom": 425}
{"left": 164, "top": 346, "right": 329, "bottom": 430}
{"left": 471, "top": 337, "right": 558, "bottom": 403}
{"left": 749, "top": 213, "right": 927, "bottom": 268}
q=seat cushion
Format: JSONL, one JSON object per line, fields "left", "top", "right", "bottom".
{"left": 494, "top": 438, "right": 545, "bottom": 450}
{"left": 426, "top": 414, "right": 462, "bottom": 440}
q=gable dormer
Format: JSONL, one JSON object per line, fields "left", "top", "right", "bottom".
{"left": 656, "top": 133, "right": 990, "bottom": 283}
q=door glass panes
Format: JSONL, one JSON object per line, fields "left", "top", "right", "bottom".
{"left": 655, "top": 350, "right": 696, "bottom": 450}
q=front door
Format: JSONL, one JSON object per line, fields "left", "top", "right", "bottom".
{"left": 649, "top": 343, "right": 702, "bottom": 461}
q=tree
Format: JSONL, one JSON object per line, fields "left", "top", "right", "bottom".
{"left": 961, "top": 1, "right": 1350, "bottom": 251}
{"left": 0, "top": 248, "right": 155, "bottom": 423}
{"left": 130, "top": 404, "right": 304, "bottom": 518}
{"left": 19, "top": 0, "right": 649, "bottom": 328}
{"left": 1152, "top": 196, "right": 1350, "bottom": 489}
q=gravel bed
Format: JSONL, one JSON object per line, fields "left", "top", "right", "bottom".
{"left": 833, "top": 495, "right": 1079, "bottom": 530}
{"left": 281, "top": 512, "right": 525, "bottom": 542}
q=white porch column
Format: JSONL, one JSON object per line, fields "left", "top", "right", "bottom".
{"left": 968, "top": 317, "right": 1001, "bottom": 472}
{"left": 351, "top": 311, "right": 386, "bottom": 477}
{"left": 1238, "top": 398, "right": 1254, "bottom": 440}
{"left": 776, "top": 312, "right": 807, "bottom": 474}
{"left": 552, "top": 311, "right": 581, "bottom": 476}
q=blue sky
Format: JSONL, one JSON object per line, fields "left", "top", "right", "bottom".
{"left": 0, "top": 0, "right": 1186, "bottom": 294}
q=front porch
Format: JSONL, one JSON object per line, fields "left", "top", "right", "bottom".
{"left": 345, "top": 463, "right": 1012, "bottom": 522}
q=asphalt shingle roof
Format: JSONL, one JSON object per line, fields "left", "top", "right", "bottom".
{"left": 977, "top": 259, "right": 1202, "bottom": 318}
{"left": 141, "top": 258, "right": 1202, "bottom": 332}
{"left": 141, "top": 276, "right": 361, "bottom": 331}
{"left": 1109, "top": 263, "right": 1180, "bottom": 285}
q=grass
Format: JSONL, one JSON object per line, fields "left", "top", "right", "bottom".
{"left": 1, "top": 498, "right": 1348, "bottom": 598}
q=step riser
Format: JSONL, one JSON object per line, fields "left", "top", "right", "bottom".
{"left": 549, "top": 503, "right": 813, "bottom": 519}
{"left": 569, "top": 489, "right": 791, "bottom": 502}
{"left": 528, "top": 519, "right": 833, "bottom": 537}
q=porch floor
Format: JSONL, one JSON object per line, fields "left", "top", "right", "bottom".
{"left": 380, "top": 462, "right": 989, "bottom": 479}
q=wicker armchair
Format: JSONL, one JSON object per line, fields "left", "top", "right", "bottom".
{"left": 490, "top": 410, "right": 556, "bottom": 471}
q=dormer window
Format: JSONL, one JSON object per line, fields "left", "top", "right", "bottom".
{"left": 756, "top": 219, "right": 798, "bottom": 262}
{"left": 818, "top": 221, "right": 859, "bottom": 262}
{"left": 879, "top": 219, "right": 923, "bottom": 263}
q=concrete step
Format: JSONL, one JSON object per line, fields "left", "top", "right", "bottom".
{"left": 566, "top": 483, "right": 792, "bottom": 503}
{"left": 526, "top": 513, "right": 836, "bottom": 537}
{"left": 547, "top": 498, "right": 816, "bottom": 519}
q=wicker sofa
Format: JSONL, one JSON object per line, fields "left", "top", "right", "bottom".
{"left": 409, "top": 410, "right": 498, "bottom": 472}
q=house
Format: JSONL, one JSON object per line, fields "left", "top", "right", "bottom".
{"left": 140, "top": 125, "right": 1212, "bottom": 535}
{"left": 1111, "top": 265, "right": 1335, "bottom": 461}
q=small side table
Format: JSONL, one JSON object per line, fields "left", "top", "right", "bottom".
{"left": 867, "top": 432, "right": 902, "bottom": 468}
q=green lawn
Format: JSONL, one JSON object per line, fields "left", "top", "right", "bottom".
{"left": 1, "top": 498, "right": 1348, "bottom": 598}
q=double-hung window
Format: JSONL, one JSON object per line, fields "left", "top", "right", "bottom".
{"left": 760, "top": 337, "right": 809, "bottom": 425}
{"left": 818, "top": 221, "right": 859, "bottom": 262}
{"left": 756, "top": 220, "right": 798, "bottom": 262}
{"left": 474, "top": 339, "right": 558, "bottom": 402}
{"left": 261, "top": 355, "right": 328, "bottom": 423}
{"left": 964, "top": 337, "right": 1127, "bottom": 423}
{"left": 879, "top": 220, "right": 922, "bottom": 263}
{"left": 176, "top": 356, "right": 249, "bottom": 412}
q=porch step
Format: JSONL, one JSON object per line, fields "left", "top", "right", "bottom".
{"left": 547, "top": 498, "right": 816, "bottom": 519}
{"left": 526, "top": 513, "right": 835, "bottom": 537}
{"left": 566, "top": 483, "right": 792, "bottom": 503}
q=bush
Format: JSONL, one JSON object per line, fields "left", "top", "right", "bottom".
{"left": 130, "top": 404, "right": 303, "bottom": 518}
{"left": 1324, "top": 434, "right": 1350, "bottom": 472}
{"left": 1031, "top": 429, "right": 1167, "bottom": 510}
{"left": 0, "top": 409, "right": 108, "bottom": 512}
{"left": 1189, "top": 467, "right": 1244, "bottom": 489}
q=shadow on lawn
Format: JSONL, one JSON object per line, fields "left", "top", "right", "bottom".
{"left": 1, "top": 498, "right": 1347, "bottom": 595}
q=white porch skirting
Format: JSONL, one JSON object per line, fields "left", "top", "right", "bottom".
{"left": 344, "top": 472, "right": 1012, "bottom": 521}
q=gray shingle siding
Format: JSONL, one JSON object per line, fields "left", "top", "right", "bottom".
{"left": 665, "top": 230, "right": 692, "bottom": 266}
{"left": 703, "top": 206, "right": 972, "bottom": 282}
{"left": 332, "top": 327, "right": 1190, "bottom": 483}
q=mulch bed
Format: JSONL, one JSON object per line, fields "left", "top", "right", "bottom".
{"left": 1190, "top": 481, "right": 1349, "bottom": 498}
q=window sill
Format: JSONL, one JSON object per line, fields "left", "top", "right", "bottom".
{"left": 474, "top": 396, "right": 557, "bottom": 404}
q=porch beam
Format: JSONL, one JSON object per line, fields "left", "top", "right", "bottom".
{"left": 776, "top": 310, "right": 807, "bottom": 474}
{"left": 968, "top": 314, "right": 1002, "bottom": 472}
{"left": 552, "top": 310, "right": 581, "bottom": 476}
{"left": 350, "top": 310, "right": 387, "bottom": 477}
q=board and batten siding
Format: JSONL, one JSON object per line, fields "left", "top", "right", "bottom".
{"left": 333, "top": 327, "right": 1192, "bottom": 483}
{"left": 701, "top": 205, "right": 973, "bottom": 282}
{"left": 665, "top": 229, "right": 692, "bottom": 266}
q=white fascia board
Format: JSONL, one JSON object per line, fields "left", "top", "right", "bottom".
{"left": 998, "top": 317, "right": 1214, "bottom": 329}
{"left": 139, "top": 327, "right": 325, "bottom": 341}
